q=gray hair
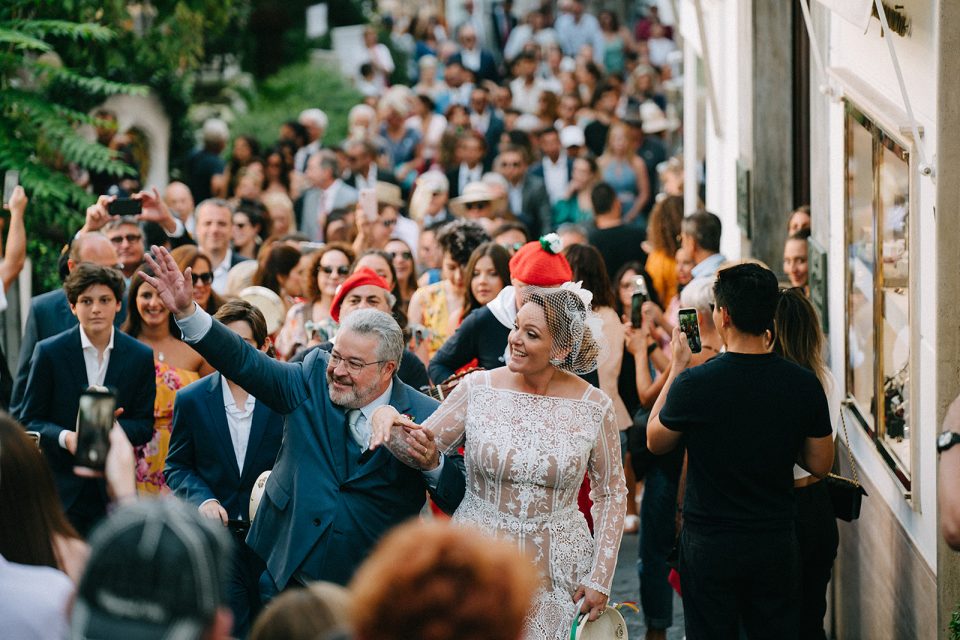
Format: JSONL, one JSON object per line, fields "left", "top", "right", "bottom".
{"left": 338, "top": 308, "right": 404, "bottom": 366}
{"left": 680, "top": 276, "right": 716, "bottom": 317}
{"left": 195, "top": 198, "right": 235, "bottom": 221}
{"left": 681, "top": 211, "right": 722, "bottom": 253}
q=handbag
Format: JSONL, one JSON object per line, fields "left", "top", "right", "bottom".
{"left": 823, "top": 409, "right": 867, "bottom": 521}
{"left": 569, "top": 606, "right": 628, "bottom": 640}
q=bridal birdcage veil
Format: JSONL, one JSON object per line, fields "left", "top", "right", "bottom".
{"left": 520, "top": 282, "right": 607, "bottom": 375}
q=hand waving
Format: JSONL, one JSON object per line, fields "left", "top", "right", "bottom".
{"left": 140, "top": 245, "right": 196, "bottom": 319}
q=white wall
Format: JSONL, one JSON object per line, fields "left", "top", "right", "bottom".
{"left": 99, "top": 92, "right": 170, "bottom": 190}
{"left": 679, "top": 0, "right": 747, "bottom": 260}
{"left": 822, "top": 1, "right": 939, "bottom": 570}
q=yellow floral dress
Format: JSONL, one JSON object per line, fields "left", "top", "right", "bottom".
{"left": 136, "top": 360, "right": 201, "bottom": 494}
{"left": 415, "top": 282, "right": 456, "bottom": 361}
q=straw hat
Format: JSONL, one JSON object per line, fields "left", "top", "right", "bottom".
{"left": 238, "top": 285, "right": 285, "bottom": 335}
{"left": 375, "top": 181, "right": 405, "bottom": 209}
{"left": 449, "top": 181, "right": 506, "bottom": 217}
{"left": 569, "top": 607, "right": 628, "bottom": 639}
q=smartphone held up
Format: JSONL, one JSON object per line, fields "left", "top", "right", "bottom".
{"left": 677, "top": 307, "right": 703, "bottom": 354}
{"left": 3, "top": 170, "right": 19, "bottom": 206}
{"left": 74, "top": 389, "right": 116, "bottom": 476}
{"left": 630, "top": 277, "right": 649, "bottom": 328}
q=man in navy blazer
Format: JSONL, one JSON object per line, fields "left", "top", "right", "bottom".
{"left": 142, "top": 246, "right": 466, "bottom": 594}
{"left": 166, "top": 300, "right": 284, "bottom": 634}
{"left": 10, "top": 232, "right": 127, "bottom": 414}
{"left": 17, "top": 264, "right": 155, "bottom": 535}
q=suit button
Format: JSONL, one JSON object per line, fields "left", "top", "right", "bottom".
{"left": 312, "top": 518, "right": 321, "bottom": 527}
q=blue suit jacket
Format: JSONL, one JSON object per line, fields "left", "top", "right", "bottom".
{"left": 17, "top": 326, "right": 155, "bottom": 514}
{"left": 187, "top": 320, "right": 466, "bottom": 588}
{"left": 11, "top": 288, "right": 128, "bottom": 414}
{"left": 166, "top": 372, "right": 284, "bottom": 520}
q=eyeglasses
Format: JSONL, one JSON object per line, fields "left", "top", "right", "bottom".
{"left": 465, "top": 201, "right": 490, "bottom": 210}
{"left": 320, "top": 265, "right": 351, "bottom": 276}
{"left": 109, "top": 234, "right": 143, "bottom": 245}
{"left": 191, "top": 272, "right": 214, "bottom": 285}
{"left": 387, "top": 251, "right": 413, "bottom": 261}
{"left": 329, "top": 351, "right": 385, "bottom": 374}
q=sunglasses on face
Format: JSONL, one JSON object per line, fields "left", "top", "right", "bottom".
{"left": 465, "top": 201, "right": 490, "bottom": 210}
{"left": 381, "top": 218, "right": 398, "bottom": 228}
{"left": 387, "top": 251, "right": 413, "bottom": 261}
{"left": 500, "top": 242, "right": 524, "bottom": 252}
{"left": 320, "top": 265, "right": 351, "bottom": 276}
{"left": 110, "top": 234, "right": 143, "bottom": 245}
{"left": 191, "top": 272, "right": 214, "bottom": 285}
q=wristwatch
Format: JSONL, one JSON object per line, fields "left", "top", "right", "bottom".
{"left": 937, "top": 431, "right": 960, "bottom": 453}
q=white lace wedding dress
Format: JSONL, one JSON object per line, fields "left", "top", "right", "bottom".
{"left": 422, "top": 371, "right": 627, "bottom": 640}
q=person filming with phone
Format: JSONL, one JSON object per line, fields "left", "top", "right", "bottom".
{"left": 645, "top": 262, "right": 834, "bottom": 639}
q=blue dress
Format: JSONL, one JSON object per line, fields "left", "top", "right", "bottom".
{"left": 602, "top": 159, "right": 638, "bottom": 219}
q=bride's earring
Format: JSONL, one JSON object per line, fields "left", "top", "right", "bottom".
{"left": 549, "top": 357, "right": 563, "bottom": 366}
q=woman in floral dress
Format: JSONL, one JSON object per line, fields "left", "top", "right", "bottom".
{"left": 123, "top": 271, "right": 213, "bottom": 494}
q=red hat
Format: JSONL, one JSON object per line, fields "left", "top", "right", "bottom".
{"left": 330, "top": 267, "right": 391, "bottom": 323}
{"left": 508, "top": 235, "right": 573, "bottom": 286}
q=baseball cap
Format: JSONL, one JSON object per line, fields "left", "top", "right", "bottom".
{"left": 559, "top": 125, "right": 585, "bottom": 149}
{"left": 71, "top": 499, "right": 232, "bottom": 640}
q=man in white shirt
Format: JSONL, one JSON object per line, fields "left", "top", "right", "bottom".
{"left": 17, "top": 263, "right": 155, "bottom": 535}
{"left": 445, "top": 131, "right": 488, "bottom": 198}
{"left": 166, "top": 300, "right": 285, "bottom": 635}
{"left": 195, "top": 198, "right": 249, "bottom": 294}
{"left": 529, "top": 126, "right": 572, "bottom": 205}
{"left": 295, "top": 151, "right": 359, "bottom": 242}
{"left": 293, "top": 108, "right": 328, "bottom": 173}
{"left": 554, "top": 0, "right": 605, "bottom": 60}
{"left": 509, "top": 52, "right": 547, "bottom": 115}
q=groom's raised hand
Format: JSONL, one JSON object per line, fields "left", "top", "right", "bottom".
{"left": 140, "top": 245, "right": 196, "bottom": 319}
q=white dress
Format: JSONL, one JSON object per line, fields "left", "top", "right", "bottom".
{"left": 422, "top": 371, "right": 627, "bottom": 640}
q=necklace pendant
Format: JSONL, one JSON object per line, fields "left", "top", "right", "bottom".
{"left": 158, "top": 351, "right": 165, "bottom": 363}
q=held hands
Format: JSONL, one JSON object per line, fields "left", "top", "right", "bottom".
{"left": 369, "top": 406, "right": 440, "bottom": 471}
{"left": 140, "top": 245, "right": 196, "bottom": 319}
{"left": 573, "top": 585, "right": 609, "bottom": 622}
{"left": 670, "top": 326, "right": 693, "bottom": 373}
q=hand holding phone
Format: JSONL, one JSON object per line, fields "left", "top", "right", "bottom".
{"left": 630, "top": 277, "right": 649, "bottom": 328}
{"left": 359, "top": 188, "right": 379, "bottom": 222}
{"left": 677, "top": 307, "right": 702, "bottom": 354}
{"left": 108, "top": 197, "right": 143, "bottom": 217}
{"left": 74, "top": 389, "right": 116, "bottom": 476}
{"left": 3, "top": 170, "right": 19, "bottom": 207}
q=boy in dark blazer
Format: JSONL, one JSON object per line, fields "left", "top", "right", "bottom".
{"left": 18, "top": 263, "right": 155, "bottom": 536}
{"left": 166, "top": 300, "right": 284, "bottom": 635}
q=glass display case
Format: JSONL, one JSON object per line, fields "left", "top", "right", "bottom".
{"left": 844, "top": 102, "right": 911, "bottom": 491}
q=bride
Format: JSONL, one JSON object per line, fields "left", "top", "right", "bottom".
{"left": 372, "top": 283, "right": 626, "bottom": 639}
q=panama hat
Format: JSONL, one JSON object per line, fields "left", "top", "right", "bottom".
{"left": 569, "top": 607, "right": 628, "bottom": 639}
{"left": 449, "top": 181, "right": 506, "bottom": 217}
{"left": 238, "top": 285, "right": 285, "bottom": 335}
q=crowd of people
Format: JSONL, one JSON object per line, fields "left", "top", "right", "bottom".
{"left": 0, "top": 2, "right": 836, "bottom": 640}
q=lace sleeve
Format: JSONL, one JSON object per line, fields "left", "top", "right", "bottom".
{"left": 421, "top": 371, "right": 473, "bottom": 454}
{"left": 583, "top": 396, "right": 627, "bottom": 596}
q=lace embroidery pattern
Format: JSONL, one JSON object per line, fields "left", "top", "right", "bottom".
{"left": 423, "top": 371, "right": 626, "bottom": 640}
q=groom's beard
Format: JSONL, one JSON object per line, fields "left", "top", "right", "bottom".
{"left": 327, "top": 368, "right": 381, "bottom": 409}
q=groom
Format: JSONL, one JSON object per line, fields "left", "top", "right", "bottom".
{"left": 142, "top": 247, "right": 466, "bottom": 593}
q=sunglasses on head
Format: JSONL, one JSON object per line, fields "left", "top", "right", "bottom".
{"left": 320, "top": 265, "right": 351, "bottom": 276}
{"left": 387, "top": 251, "right": 413, "bottom": 261}
{"left": 191, "top": 272, "right": 213, "bottom": 285}
{"left": 465, "top": 201, "right": 490, "bottom": 210}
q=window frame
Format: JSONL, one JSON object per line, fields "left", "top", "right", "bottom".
{"left": 843, "top": 99, "right": 913, "bottom": 495}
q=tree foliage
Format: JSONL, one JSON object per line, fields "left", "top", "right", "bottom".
{"left": 0, "top": 1, "right": 247, "bottom": 292}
